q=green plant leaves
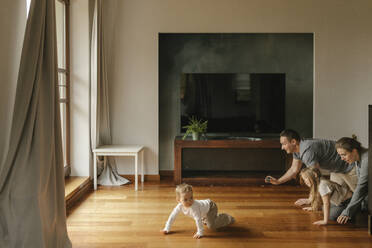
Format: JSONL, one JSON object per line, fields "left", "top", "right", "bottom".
{"left": 182, "top": 116, "right": 208, "bottom": 140}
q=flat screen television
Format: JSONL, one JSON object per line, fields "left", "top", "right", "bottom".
{"left": 180, "top": 73, "right": 285, "bottom": 136}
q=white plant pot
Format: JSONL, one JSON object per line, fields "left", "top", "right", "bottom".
{"left": 192, "top": 132, "right": 200, "bottom": 141}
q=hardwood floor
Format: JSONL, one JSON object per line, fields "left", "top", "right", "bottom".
{"left": 65, "top": 176, "right": 89, "bottom": 197}
{"left": 67, "top": 180, "right": 372, "bottom": 248}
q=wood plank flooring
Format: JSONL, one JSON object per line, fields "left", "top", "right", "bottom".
{"left": 67, "top": 180, "right": 372, "bottom": 248}
{"left": 65, "top": 176, "right": 89, "bottom": 197}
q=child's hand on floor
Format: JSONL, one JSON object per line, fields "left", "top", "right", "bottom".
{"left": 295, "top": 198, "right": 310, "bottom": 206}
{"left": 193, "top": 233, "right": 202, "bottom": 239}
{"left": 313, "top": 220, "right": 327, "bottom": 225}
{"left": 302, "top": 207, "right": 313, "bottom": 211}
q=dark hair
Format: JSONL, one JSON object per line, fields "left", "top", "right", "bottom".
{"left": 280, "top": 129, "right": 301, "bottom": 142}
{"left": 335, "top": 136, "right": 362, "bottom": 154}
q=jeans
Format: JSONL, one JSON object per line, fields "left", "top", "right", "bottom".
{"left": 329, "top": 198, "right": 352, "bottom": 221}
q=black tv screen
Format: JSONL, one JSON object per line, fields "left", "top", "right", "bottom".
{"left": 180, "top": 73, "right": 285, "bottom": 135}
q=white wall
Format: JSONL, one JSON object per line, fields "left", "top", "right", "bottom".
{"left": 5, "top": 1, "right": 370, "bottom": 176}
{"left": 0, "top": 0, "right": 26, "bottom": 163}
{"left": 101, "top": 0, "right": 372, "bottom": 173}
{"left": 70, "top": 0, "right": 91, "bottom": 176}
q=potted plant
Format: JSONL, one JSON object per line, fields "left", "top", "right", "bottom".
{"left": 182, "top": 116, "right": 208, "bottom": 140}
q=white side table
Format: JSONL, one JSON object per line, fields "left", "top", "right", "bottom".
{"left": 93, "top": 145, "right": 145, "bottom": 191}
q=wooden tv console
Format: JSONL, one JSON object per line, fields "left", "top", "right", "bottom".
{"left": 174, "top": 137, "right": 288, "bottom": 185}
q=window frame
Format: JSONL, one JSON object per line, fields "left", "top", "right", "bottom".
{"left": 56, "top": 0, "right": 71, "bottom": 176}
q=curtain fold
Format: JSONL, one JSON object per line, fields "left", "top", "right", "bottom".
{"left": 90, "top": 0, "right": 129, "bottom": 186}
{"left": 0, "top": 0, "right": 71, "bottom": 247}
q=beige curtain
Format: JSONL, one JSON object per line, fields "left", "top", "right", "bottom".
{"left": 90, "top": 0, "right": 129, "bottom": 186}
{"left": 0, "top": 0, "right": 71, "bottom": 247}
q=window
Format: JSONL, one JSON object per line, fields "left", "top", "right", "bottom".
{"left": 56, "top": 0, "right": 70, "bottom": 175}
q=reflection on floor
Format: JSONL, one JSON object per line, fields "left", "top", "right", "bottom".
{"left": 66, "top": 180, "right": 371, "bottom": 248}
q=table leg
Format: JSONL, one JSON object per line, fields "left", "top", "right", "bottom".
{"left": 141, "top": 149, "right": 144, "bottom": 183}
{"left": 94, "top": 153, "right": 97, "bottom": 190}
{"left": 135, "top": 154, "right": 138, "bottom": 191}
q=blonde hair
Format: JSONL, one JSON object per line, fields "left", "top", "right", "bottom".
{"left": 300, "top": 167, "right": 341, "bottom": 211}
{"left": 175, "top": 183, "right": 193, "bottom": 200}
{"left": 299, "top": 167, "right": 322, "bottom": 211}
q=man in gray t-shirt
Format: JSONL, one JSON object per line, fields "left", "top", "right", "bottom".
{"left": 293, "top": 139, "right": 353, "bottom": 173}
{"left": 265, "top": 129, "right": 357, "bottom": 206}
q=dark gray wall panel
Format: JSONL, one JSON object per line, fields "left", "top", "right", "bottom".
{"left": 159, "top": 33, "right": 313, "bottom": 170}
